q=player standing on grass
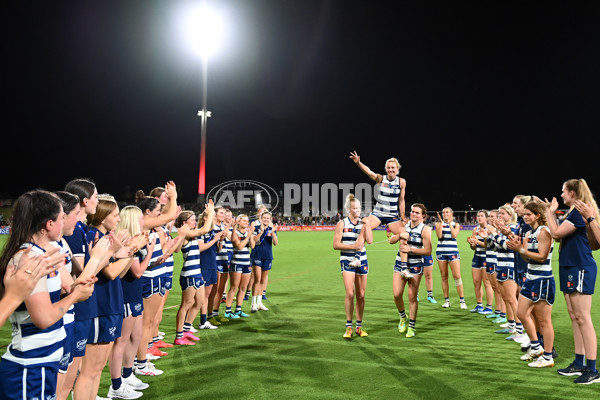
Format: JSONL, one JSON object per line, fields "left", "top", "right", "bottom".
{"left": 536, "top": 179, "right": 600, "bottom": 384}
{"left": 333, "top": 194, "right": 373, "bottom": 340}
{"left": 250, "top": 211, "right": 278, "bottom": 312}
{"left": 435, "top": 208, "right": 467, "bottom": 309}
{"left": 390, "top": 203, "right": 432, "bottom": 338}
{"left": 508, "top": 202, "right": 556, "bottom": 369}
{"left": 225, "top": 215, "right": 254, "bottom": 318}
{"left": 467, "top": 210, "right": 495, "bottom": 314}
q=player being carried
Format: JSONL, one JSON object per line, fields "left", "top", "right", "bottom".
{"left": 349, "top": 151, "right": 410, "bottom": 274}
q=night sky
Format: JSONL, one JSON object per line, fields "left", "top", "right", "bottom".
{"left": 4, "top": 1, "right": 600, "bottom": 211}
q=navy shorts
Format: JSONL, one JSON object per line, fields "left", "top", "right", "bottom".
{"left": 89, "top": 314, "right": 123, "bottom": 344}
{"left": 252, "top": 258, "right": 273, "bottom": 271}
{"left": 423, "top": 256, "right": 434, "bottom": 267}
{"left": 124, "top": 301, "right": 144, "bottom": 318}
{"left": 232, "top": 263, "right": 252, "bottom": 275}
{"left": 163, "top": 275, "right": 173, "bottom": 291}
{"left": 58, "top": 322, "right": 75, "bottom": 373}
{"left": 436, "top": 252, "right": 460, "bottom": 262}
{"left": 340, "top": 260, "right": 369, "bottom": 275}
{"left": 495, "top": 267, "right": 515, "bottom": 282}
{"left": 180, "top": 275, "right": 205, "bottom": 291}
{"left": 0, "top": 359, "right": 58, "bottom": 400}
{"left": 142, "top": 276, "right": 165, "bottom": 298}
{"left": 371, "top": 213, "right": 400, "bottom": 226}
{"left": 472, "top": 256, "right": 486, "bottom": 269}
{"left": 201, "top": 268, "right": 218, "bottom": 286}
{"left": 486, "top": 262, "right": 496, "bottom": 274}
{"left": 520, "top": 277, "right": 555, "bottom": 305}
{"left": 394, "top": 261, "right": 423, "bottom": 276}
{"left": 559, "top": 265, "right": 597, "bottom": 295}
{"left": 73, "top": 318, "right": 92, "bottom": 357}
{"left": 217, "top": 262, "right": 230, "bottom": 274}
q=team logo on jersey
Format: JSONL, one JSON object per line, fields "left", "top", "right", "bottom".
{"left": 59, "top": 352, "right": 71, "bottom": 366}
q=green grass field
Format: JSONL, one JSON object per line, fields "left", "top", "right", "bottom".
{"left": 1, "top": 230, "right": 599, "bottom": 399}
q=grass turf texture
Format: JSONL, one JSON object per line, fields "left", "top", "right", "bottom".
{"left": 1, "top": 230, "right": 599, "bottom": 399}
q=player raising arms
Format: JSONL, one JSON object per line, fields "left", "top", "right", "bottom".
{"left": 349, "top": 151, "right": 407, "bottom": 229}
{"left": 333, "top": 194, "right": 373, "bottom": 340}
{"left": 349, "top": 152, "right": 410, "bottom": 270}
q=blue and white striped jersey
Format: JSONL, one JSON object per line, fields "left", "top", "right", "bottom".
{"left": 215, "top": 223, "right": 233, "bottom": 263}
{"left": 2, "top": 244, "right": 66, "bottom": 367}
{"left": 181, "top": 237, "right": 201, "bottom": 277}
{"left": 526, "top": 225, "right": 554, "bottom": 280}
{"left": 402, "top": 222, "right": 425, "bottom": 266}
{"left": 54, "top": 239, "right": 75, "bottom": 326}
{"left": 143, "top": 229, "right": 167, "bottom": 278}
{"left": 339, "top": 217, "right": 367, "bottom": 264}
{"left": 436, "top": 222, "right": 459, "bottom": 256}
{"left": 490, "top": 224, "right": 518, "bottom": 269}
{"left": 373, "top": 176, "right": 400, "bottom": 218}
{"left": 231, "top": 229, "right": 251, "bottom": 266}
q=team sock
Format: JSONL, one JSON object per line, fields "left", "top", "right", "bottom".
{"left": 459, "top": 297, "right": 465, "bottom": 303}
{"left": 176, "top": 331, "right": 184, "bottom": 339}
{"left": 515, "top": 322, "right": 523, "bottom": 335}
{"left": 542, "top": 352, "right": 553, "bottom": 361}
{"left": 226, "top": 306, "right": 232, "bottom": 313}
{"left": 122, "top": 367, "right": 133, "bottom": 379}
{"left": 112, "top": 377, "right": 122, "bottom": 390}
{"left": 586, "top": 359, "right": 597, "bottom": 373}
{"left": 356, "top": 320, "right": 362, "bottom": 328}
{"left": 409, "top": 319, "right": 416, "bottom": 329}
{"left": 183, "top": 322, "right": 192, "bottom": 332}
{"left": 235, "top": 305, "right": 242, "bottom": 312}
{"left": 201, "top": 314, "right": 207, "bottom": 325}
{"left": 346, "top": 320, "right": 352, "bottom": 328}
{"left": 427, "top": 291, "right": 433, "bottom": 297}
{"left": 399, "top": 310, "right": 407, "bottom": 319}
{"left": 574, "top": 353, "right": 585, "bottom": 368}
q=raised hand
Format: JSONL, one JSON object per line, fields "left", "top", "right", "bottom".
{"left": 574, "top": 199, "right": 595, "bottom": 219}
{"left": 3, "top": 251, "right": 55, "bottom": 302}
{"left": 437, "top": 212, "right": 444, "bottom": 223}
{"left": 89, "top": 234, "right": 112, "bottom": 261}
{"left": 165, "top": 181, "right": 177, "bottom": 200}
{"left": 349, "top": 151, "right": 360, "bottom": 164}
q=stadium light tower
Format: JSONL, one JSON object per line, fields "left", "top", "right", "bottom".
{"left": 185, "top": 2, "right": 223, "bottom": 198}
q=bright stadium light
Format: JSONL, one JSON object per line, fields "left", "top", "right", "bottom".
{"left": 181, "top": 2, "right": 223, "bottom": 198}
{"left": 183, "top": 5, "right": 223, "bottom": 59}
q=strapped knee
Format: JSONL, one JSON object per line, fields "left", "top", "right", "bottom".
{"left": 454, "top": 278, "right": 463, "bottom": 286}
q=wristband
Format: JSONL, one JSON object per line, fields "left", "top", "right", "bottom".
{"left": 519, "top": 248, "right": 526, "bottom": 255}
{"left": 587, "top": 217, "right": 596, "bottom": 224}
